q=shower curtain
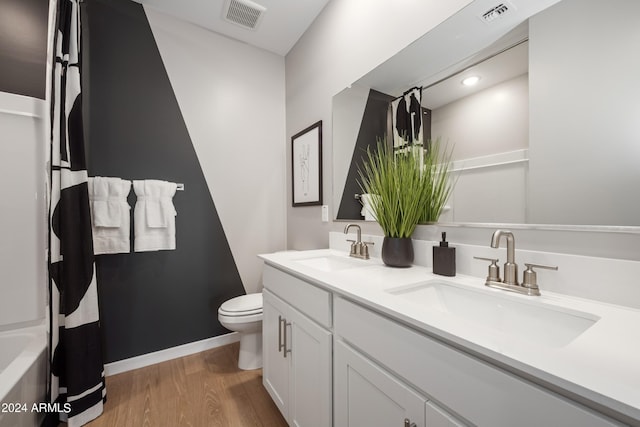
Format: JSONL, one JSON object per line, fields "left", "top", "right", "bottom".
{"left": 391, "top": 87, "right": 423, "bottom": 152}
{"left": 48, "top": 0, "right": 106, "bottom": 425}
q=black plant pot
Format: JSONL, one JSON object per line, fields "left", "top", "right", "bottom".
{"left": 381, "top": 237, "right": 414, "bottom": 268}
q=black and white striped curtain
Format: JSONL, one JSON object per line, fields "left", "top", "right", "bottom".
{"left": 48, "top": 0, "right": 106, "bottom": 425}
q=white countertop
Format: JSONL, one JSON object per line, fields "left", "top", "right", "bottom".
{"left": 259, "top": 249, "right": 640, "bottom": 424}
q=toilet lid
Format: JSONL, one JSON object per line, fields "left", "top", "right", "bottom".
{"left": 219, "top": 293, "right": 263, "bottom": 316}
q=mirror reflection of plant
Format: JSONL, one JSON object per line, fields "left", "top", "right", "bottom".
{"left": 358, "top": 137, "right": 455, "bottom": 238}
{"left": 420, "top": 138, "right": 456, "bottom": 223}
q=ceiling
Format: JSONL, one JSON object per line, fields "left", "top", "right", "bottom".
{"left": 422, "top": 39, "right": 528, "bottom": 109}
{"left": 133, "top": 0, "right": 331, "bottom": 56}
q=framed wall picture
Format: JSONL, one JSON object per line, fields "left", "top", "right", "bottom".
{"left": 292, "top": 120, "right": 322, "bottom": 207}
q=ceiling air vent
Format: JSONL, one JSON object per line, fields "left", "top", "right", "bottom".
{"left": 480, "top": 3, "right": 513, "bottom": 23}
{"left": 223, "top": 0, "right": 267, "bottom": 30}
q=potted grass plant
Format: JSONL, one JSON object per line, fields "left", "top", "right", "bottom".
{"left": 358, "top": 138, "right": 454, "bottom": 267}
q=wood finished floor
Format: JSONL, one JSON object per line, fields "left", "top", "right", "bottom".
{"left": 86, "top": 343, "right": 287, "bottom": 427}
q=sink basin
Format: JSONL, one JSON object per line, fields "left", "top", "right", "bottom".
{"left": 387, "top": 280, "right": 599, "bottom": 348}
{"left": 294, "top": 254, "right": 371, "bottom": 272}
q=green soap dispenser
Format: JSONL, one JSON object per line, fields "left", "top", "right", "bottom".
{"left": 433, "top": 232, "right": 456, "bottom": 276}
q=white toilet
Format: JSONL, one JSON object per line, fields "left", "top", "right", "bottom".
{"left": 218, "top": 293, "right": 263, "bottom": 370}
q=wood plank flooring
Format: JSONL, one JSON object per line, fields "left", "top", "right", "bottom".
{"left": 86, "top": 343, "right": 287, "bottom": 427}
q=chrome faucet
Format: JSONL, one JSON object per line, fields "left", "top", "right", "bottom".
{"left": 474, "top": 230, "right": 558, "bottom": 296}
{"left": 344, "top": 224, "right": 373, "bottom": 260}
{"left": 490, "top": 230, "right": 518, "bottom": 285}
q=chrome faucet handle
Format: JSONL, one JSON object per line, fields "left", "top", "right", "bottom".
{"left": 522, "top": 263, "right": 558, "bottom": 291}
{"left": 346, "top": 239, "right": 357, "bottom": 255}
{"left": 360, "top": 241, "right": 374, "bottom": 259}
{"left": 474, "top": 256, "right": 501, "bottom": 283}
{"left": 474, "top": 256, "right": 498, "bottom": 262}
{"left": 524, "top": 263, "right": 558, "bottom": 270}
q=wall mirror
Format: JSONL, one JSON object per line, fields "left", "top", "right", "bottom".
{"left": 333, "top": 0, "right": 640, "bottom": 229}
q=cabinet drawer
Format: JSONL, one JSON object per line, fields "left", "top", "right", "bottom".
{"left": 334, "top": 297, "right": 620, "bottom": 427}
{"left": 263, "top": 264, "right": 331, "bottom": 328}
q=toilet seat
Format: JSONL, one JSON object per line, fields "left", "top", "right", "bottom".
{"left": 218, "top": 311, "right": 262, "bottom": 324}
{"left": 218, "top": 293, "right": 263, "bottom": 317}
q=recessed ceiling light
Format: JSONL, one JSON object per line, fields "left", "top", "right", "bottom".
{"left": 462, "top": 76, "right": 480, "bottom": 86}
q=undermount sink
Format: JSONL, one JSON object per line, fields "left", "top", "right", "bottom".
{"left": 387, "top": 280, "right": 599, "bottom": 348}
{"left": 294, "top": 254, "right": 372, "bottom": 272}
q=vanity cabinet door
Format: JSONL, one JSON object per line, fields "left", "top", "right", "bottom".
{"left": 335, "top": 296, "right": 619, "bottom": 427}
{"left": 289, "top": 305, "right": 332, "bottom": 427}
{"left": 263, "top": 290, "right": 290, "bottom": 420}
{"left": 426, "top": 402, "right": 466, "bottom": 427}
{"left": 334, "top": 340, "right": 426, "bottom": 427}
{"left": 263, "top": 289, "right": 332, "bottom": 427}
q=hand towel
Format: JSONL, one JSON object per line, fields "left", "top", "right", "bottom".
{"left": 91, "top": 177, "right": 120, "bottom": 227}
{"left": 133, "top": 180, "right": 178, "bottom": 252}
{"left": 88, "top": 177, "right": 132, "bottom": 254}
{"left": 360, "top": 194, "right": 379, "bottom": 222}
{"left": 144, "top": 180, "right": 172, "bottom": 228}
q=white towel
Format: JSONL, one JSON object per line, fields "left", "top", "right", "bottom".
{"left": 360, "top": 194, "right": 379, "bottom": 222}
{"left": 133, "top": 180, "right": 177, "bottom": 252}
{"left": 88, "top": 177, "right": 132, "bottom": 254}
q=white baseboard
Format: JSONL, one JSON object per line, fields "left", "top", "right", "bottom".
{"left": 104, "top": 332, "right": 240, "bottom": 376}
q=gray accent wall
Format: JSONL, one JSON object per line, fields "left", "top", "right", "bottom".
{"left": 0, "top": 0, "right": 49, "bottom": 99}
{"left": 83, "top": 0, "right": 246, "bottom": 363}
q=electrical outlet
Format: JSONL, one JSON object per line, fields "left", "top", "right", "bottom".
{"left": 321, "top": 205, "right": 329, "bottom": 222}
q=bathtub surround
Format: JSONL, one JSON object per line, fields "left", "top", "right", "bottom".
{"left": 0, "top": 95, "right": 47, "bottom": 329}
{"left": 0, "top": 2, "right": 49, "bottom": 423}
{"left": 82, "top": 0, "right": 284, "bottom": 364}
{"left": 48, "top": 0, "right": 105, "bottom": 425}
{"left": 0, "top": 325, "right": 48, "bottom": 427}
{"left": 0, "top": 0, "right": 49, "bottom": 330}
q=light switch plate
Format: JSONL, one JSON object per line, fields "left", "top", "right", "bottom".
{"left": 321, "top": 205, "right": 329, "bottom": 222}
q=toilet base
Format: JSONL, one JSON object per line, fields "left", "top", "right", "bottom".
{"left": 238, "top": 331, "right": 262, "bottom": 370}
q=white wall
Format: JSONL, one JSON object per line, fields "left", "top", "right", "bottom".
{"left": 432, "top": 74, "right": 528, "bottom": 161}
{"left": 331, "top": 83, "right": 369, "bottom": 213}
{"left": 433, "top": 75, "right": 529, "bottom": 224}
{"left": 528, "top": 0, "right": 640, "bottom": 226}
{"left": 285, "top": 0, "right": 473, "bottom": 249}
{"left": 145, "top": 7, "right": 286, "bottom": 294}
{"left": 0, "top": 92, "right": 47, "bottom": 328}
{"left": 289, "top": 0, "right": 640, "bottom": 268}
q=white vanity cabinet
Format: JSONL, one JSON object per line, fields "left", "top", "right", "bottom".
{"left": 260, "top": 255, "right": 631, "bottom": 427}
{"left": 262, "top": 265, "right": 332, "bottom": 427}
{"left": 335, "top": 340, "right": 464, "bottom": 427}
{"left": 334, "top": 296, "right": 621, "bottom": 427}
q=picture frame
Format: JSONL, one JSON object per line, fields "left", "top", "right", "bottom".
{"left": 292, "top": 120, "right": 323, "bottom": 207}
